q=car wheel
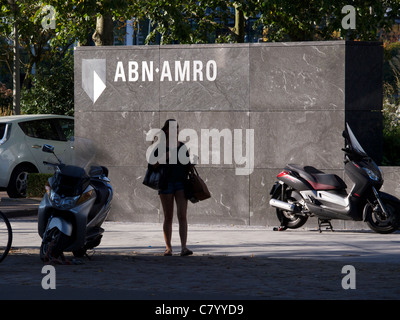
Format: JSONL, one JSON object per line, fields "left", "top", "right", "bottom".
{"left": 7, "top": 165, "right": 35, "bottom": 198}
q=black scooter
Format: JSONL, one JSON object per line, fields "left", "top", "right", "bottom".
{"left": 270, "top": 123, "right": 400, "bottom": 233}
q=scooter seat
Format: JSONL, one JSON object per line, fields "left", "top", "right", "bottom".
{"left": 286, "top": 164, "right": 347, "bottom": 190}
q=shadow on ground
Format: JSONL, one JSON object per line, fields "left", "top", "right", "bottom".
{"left": 1, "top": 247, "right": 399, "bottom": 300}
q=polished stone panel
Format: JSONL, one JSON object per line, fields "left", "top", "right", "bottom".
{"left": 381, "top": 167, "right": 400, "bottom": 197}
{"left": 249, "top": 42, "right": 346, "bottom": 112}
{"left": 107, "top": 166, "right": 161, "bottom": 222}
{"left": 186, "top": 167, "right": 250, "bottom": 225}
{"left": 248, "top": 168, "right": 280, "bottom": 227}
{"left": 74, "top": 111, "right": 159, "bottom": 167}
{"left": 160, "top": 44, "right": 250, "bottom": 112}
{"left": 250, "top": 110, "right": 345, "bottom": 170}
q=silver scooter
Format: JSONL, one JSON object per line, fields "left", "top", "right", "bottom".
{"left": 38, "top": 143, "right": 112, "bottom": 262}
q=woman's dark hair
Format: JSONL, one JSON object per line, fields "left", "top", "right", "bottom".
{"left": 161, "top": 119, "right": 177, "bottom": 134}
{"left": 151, "top": 119, "right": 178, "bottom": 145}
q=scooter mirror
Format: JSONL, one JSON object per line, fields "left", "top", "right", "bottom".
{"left": 42, "top": 144, "right": 55, "bottom": 153}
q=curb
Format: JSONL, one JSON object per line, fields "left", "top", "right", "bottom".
{"left": 0, "top": 197, "right": 40, "bottom": 219}
{"left": 2, "top": 208, "right": 38, "bottom": 219}
{"left": 0, "top": 197, "right": 42, "bottom": 204}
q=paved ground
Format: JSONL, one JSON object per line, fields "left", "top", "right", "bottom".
{"left": 0, "top": 191, "right": 400, "bottom": 301}
{"left": 1, "top": 215, "right": 400, "bottom": 300}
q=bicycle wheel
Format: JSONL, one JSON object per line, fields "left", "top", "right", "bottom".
{"left": 0, "top": 211, "right": 12, "bottom": 263}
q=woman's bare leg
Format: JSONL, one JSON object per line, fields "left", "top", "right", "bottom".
{"left": 175, "top": 190, "right": 189, "bottom": 252}
{"left": 160, "top": 193, "right": 174, "bottom": 254}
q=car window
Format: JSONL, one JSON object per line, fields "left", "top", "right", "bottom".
{"left": 58, "top": 118, "right": 74, "bottom": 141}
{"left": 0, "top": 124, "right": 6, "bottom": 139}
{"left": 18, "top": 119, "right": 61, "bottom": 141}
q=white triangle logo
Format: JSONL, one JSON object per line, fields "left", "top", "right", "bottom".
{"left": 82, "top": 59, "right": 106, "bottom": 104}
{"left": 93, "top": 70, "right": 106, "bottom": 103}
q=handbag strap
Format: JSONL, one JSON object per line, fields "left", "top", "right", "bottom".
{"left": 190, "top": 166, "right": 199, "bottom": 176}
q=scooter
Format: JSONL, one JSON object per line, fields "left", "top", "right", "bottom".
{"left": 269, "top": 123, "right": 400, "bottom": 233}
{"left": 38, "top": 144, "right": 113, "bottom": 262}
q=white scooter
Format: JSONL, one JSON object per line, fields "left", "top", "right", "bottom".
{"left": 38, "top": 143, "right": 112, "bottom": 262}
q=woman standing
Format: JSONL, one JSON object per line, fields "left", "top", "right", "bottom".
{"left": 153, "top": 119, "right": 193, "bottom": 256}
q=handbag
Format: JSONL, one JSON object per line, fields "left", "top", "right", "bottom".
{"left": 185, "top": 166, "right": 211, "bottom": 202}
{"left": 143, "top": 166, "right": 163, "bottom": 190}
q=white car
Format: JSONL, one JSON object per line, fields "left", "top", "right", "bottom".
{"left": 0, "top": 114, "right": 74, "bottom": 198}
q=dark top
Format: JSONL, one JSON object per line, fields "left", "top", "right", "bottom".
{"left": 149, "top": 142, "right": 191, "bottom": 189}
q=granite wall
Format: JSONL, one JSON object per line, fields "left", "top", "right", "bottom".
{"left": 74, "top": 41, "right": 389, "bottom": 229}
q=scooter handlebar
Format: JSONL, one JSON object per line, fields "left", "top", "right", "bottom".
{"left": 43, "top": 161, "right": 58, "bottom": 167}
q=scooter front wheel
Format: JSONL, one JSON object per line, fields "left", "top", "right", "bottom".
{"left": 40, "top": 227, "right": 71, "bottom": 261}
{"left": 72, "top": 248, "right": 87, "bottom": 258}
{"left": 364, "top": 200, "right": 399, "bottom": 234}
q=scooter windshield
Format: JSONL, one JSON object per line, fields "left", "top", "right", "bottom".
{"left": 70, "top": 136, "right": 99, "bottom": 174}
{"left": 346, "top": 123, "right": 368, "bottom": 158}
{"left": 53, "top": 165, "right": 90, "bottom": 197}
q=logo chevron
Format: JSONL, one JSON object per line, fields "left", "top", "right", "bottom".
{"left": 82, "top": 59, "right": 106, "bottom": 104}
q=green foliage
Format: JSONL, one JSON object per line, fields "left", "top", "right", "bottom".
{"left": 382, "top": 41, "right": 400, "bottom": 165}
{"left": 20, "top": 51, "right": 74, "bottom": 116}
{"left": 384, "top": 42, "right": 400, "bottom": 61}
{"left": 131, "top": 1, "right": 237, "bottom": 44}
{"left": 0, "top": 82, "right": 12, "bottom": 115}
{"left": 382, "top": 79, "right": 400, "bottom": 166}
{"left": 2, "top": 1, "right": 399, "bottom": 49}
{"left": 131, "top": 0, "right": 400, "bottom": 44}
{"left": 255, "top": 0, "right": 400, "bottom": 42}
{"left": 383, "top": 42, "right": 400, "bottom": 89}
{"left": 27, "top": 173, "right": 53, "bottom": 198}
{"left": 382, "top": 127, "right": 400, "bottom": 166}
{"left": 0, "top": 1, "right": 75, "bottom": 90}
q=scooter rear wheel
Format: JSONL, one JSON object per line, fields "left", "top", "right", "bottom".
{"left": 276, "top": 190, "right": 308, "bottom": 229}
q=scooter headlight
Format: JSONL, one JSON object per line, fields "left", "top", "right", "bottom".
{"left": 49, "top": 190, "right": 61, "bottom": 206}
{"left": 50, "top": 190, "right": 80, "bottom": 210}
{"left": 60, "top": 196, "right": 80, "bottom": 209}
{"left": 362, "top": 168, "right": 379, "bottom": 181}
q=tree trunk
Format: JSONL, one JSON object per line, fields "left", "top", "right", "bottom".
{"left": 233, "top": 3, "right": 245, "bottom": 43}
{"left": 92, "top": 13, "right": 114, "bottom": 46}
{"left": 12, "top": 17, "right": 20, "bottom": 115}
